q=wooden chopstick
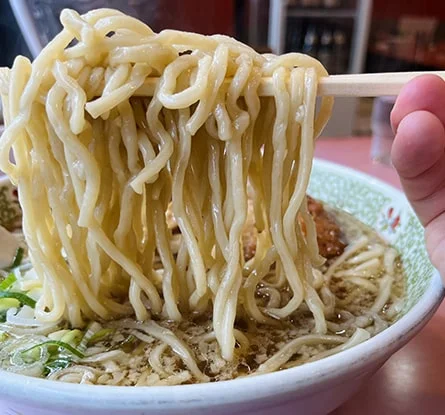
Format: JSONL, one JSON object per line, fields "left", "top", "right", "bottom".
{"left": 135, "top": 71, "right": 445, "bottom": 98}
{"left": 1, "top": 67, "right": 444, "bottom": 98}
{"left": 316, "top": 71, "right": 445, "bottom": 97}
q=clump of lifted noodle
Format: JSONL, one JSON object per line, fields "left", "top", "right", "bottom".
{"left": 0, "top": 8, "right": 335, "bottom": 362}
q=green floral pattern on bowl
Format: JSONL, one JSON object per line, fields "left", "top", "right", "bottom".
{"left": 0, "top": 159, "right": 434, "bottom": 316}
{"left": 309, "top": 159, "right": 434, "bottom": 314}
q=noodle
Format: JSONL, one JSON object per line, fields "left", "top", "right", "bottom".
{"left": 0, "top": 8, "right": 404, "bottom": 385}
{"left": 0, "top": 7, "right": 333, "bottom": 362}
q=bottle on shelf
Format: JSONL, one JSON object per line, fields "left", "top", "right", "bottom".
{"left": 302, "top": 25, "right": 319, "bottom": 58}
{"left": 333, "top": 29, "right": 348, "bottom": 74}
{"left": 370, "top": 96, "right": 396, "bottom": 166}
{"left": 285, "top": 19, "right": 304, "bottom": 52}
{"left": 318, "top": 27, "right": 334, "bottom": 72}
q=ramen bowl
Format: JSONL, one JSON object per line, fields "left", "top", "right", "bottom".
{"left": 0, "top": 159, "right": 443, "bottom": 415}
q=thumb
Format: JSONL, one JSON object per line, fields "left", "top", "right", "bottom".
{"left": 390, "top": 109, "right": 445, "bottom": 227}
{"left": 390, "top": 75, "right": 445, "bottom": 227}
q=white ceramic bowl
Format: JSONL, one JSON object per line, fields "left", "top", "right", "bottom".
{"left": 0, "top": 159, "right": 443, "bottom": 415}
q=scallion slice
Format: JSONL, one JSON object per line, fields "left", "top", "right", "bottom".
{"left": 0, "top": 273, "right": 17, "bottom": 290}
{"left": 9, "top": 247, "right": 24, "bottom": 269}
{"left": 87, "top": 328, "right": 115, "bottom": 346}
{"left": 22, "top": 340, "right": 85, "bottom": 359}
{"left": 0, "top": 291, "right": 36, "bottom": 308}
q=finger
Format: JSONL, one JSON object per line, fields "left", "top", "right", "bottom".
{"left": 391, "top": 110, "right": 445, "bottom": 226}
{"left": 391, "top": 74, "right": 445, "bottom": 133}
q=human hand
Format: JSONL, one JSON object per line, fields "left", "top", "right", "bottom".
{"left": 391, "top": 75, "right": 445, "bottom": 280}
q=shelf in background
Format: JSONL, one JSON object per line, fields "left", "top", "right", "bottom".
{"left": 287, "top": 8, "right": 357, "bottom": 18}
{"left": 268, "top": 0, "right": 373, "bottom": 136}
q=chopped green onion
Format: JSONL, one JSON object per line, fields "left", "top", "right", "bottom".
{"left": 21, "top": 344, "right": 45, "bottom": 363}
{"left": 43, "top": 357, "right": 73, "bottom": 376}
{"left": 22, "top": 340, "right": 85, "bottom": 359}
{"left": 0, "top": 291, "right": 36, "bottom": 308}
{"left": 0, "top": 273, "right": 17, "bottom": 290}
{"left": 88, "top": 328, "right": 115, "bottom": 346}
{"left": 0, "top": 310, "right": 6, "bottom": 323}
{"left": 48, "top": 329, "right": 71, "bottom": 341}
{"left": 108, "top": 334, "right": 137, "bottom": 352}
{"left": 0, "top": 330, "right": 8, "bottom": 342}
{"left": 0, "top": 298, "right": 20, "bottom": 310}
{"left": 9, "top": 247, "right": 24, "bottom": 269}
{"left": 60, "top": 329, "right": 83, "bottom": 346}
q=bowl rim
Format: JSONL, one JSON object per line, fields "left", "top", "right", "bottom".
{"left": 0, "top": 158, "right": 443, "bottom": 411}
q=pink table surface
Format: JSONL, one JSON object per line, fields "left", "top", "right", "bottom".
{"left": 316, "top": 138, "right": 445, "bottom": 415}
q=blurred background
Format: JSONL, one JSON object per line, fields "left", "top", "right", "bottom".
{"left": 1, "top": 0, "right": 445, "bottom": 139}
